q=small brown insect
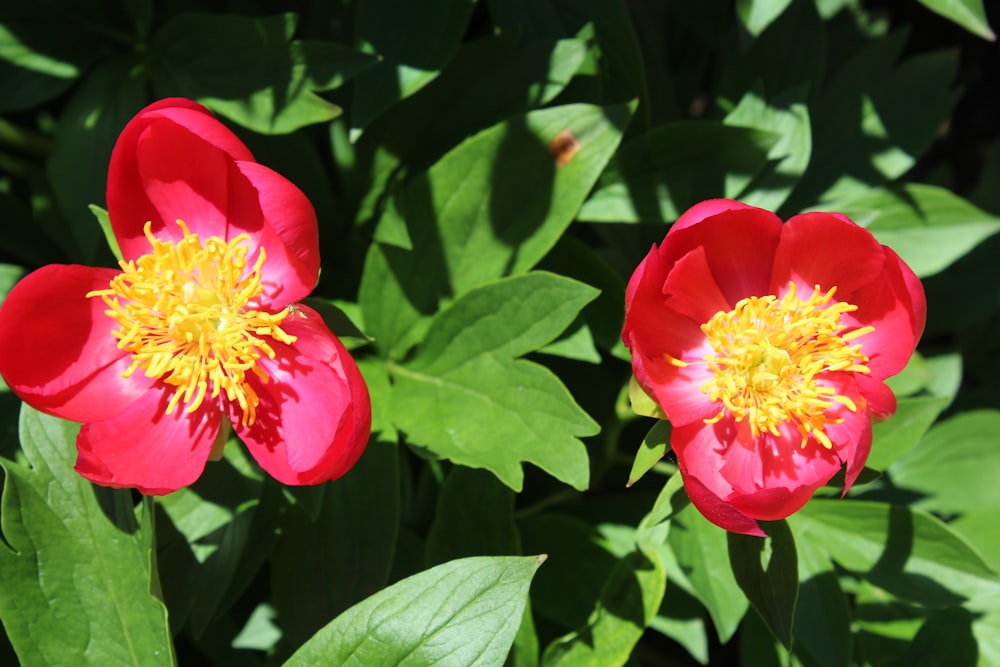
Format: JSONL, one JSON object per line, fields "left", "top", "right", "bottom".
{"left": 549, "top": 129, "right": 581, "bottom": 168}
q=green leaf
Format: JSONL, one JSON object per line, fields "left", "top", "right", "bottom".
{"left": 389, "top": 272, "right": 599, "bottom": 491}
{"left": 889, "top": 410, "right": 1000, "bottom": 514}
{"left": 578, "top": 121, "right": 779, "bottom": 223}
{"left": 788, "top": 500, "right": 1000, "bottom": 607}
{"left": 150, "top": 13, "right": 376, "bottom": 134}
{"left": 271, "top": 440, "right": 400, "bottom": 647}
{"left": 627, "top": 419, "right": 670, "bottom": 487}
{"left": 89, "top": 204, "right": 122, "bottom": 262}
{"left": 353, "top": 36, "right": 588, "bottom": 225}
{"left": 723, "top": 86, "right": 811, "bottom": 213}
{"left": 901, "top": 607, "right": 979, "bottom": 667}
{"left": 0, "top": 19, "right": 99, "bottom": 111}
{"left": 519, "top": 514, "right": 619, "bottom": 631}
{"left": 819, "top": 184, "right": 1000, "bottom": 278}
{"left": 155, "top": 441, "right": 264, "bottom": 635}
{"left": 541, "top": 550, "right": 666, "bottom": 667}
{"left": 359, "top": 102, "right": 631, "bottom": 359}
{"left": 916, "top": 0, "right": 995, "bottom": 40}
{"left": 283, "top": 555, "right": 544, "bottom": 667}
{"left": 865, "top": 395, "right": 950, "bottom": 472}
{"left": 727, "top": 520, "right": 798, "bottom": 650}
{"left": 46, "top": 56, "right": 146, "bottom": 264}
{"left": 736, "top": 0, "right": 795, "bottom": 36}
{"left": 667, "top": 504, "right": 749, "bottom": 642}
{"left": 351, "top": 0, "right": 477, "bottom": 133}
{"left": 426, "top": 466, "right": 521, "bottom": 565}
{"left": 0, "top": 406, "right": 173, "bottom": 665}
{"left": 793, "top": 532, "right": 852, "bottom": 667}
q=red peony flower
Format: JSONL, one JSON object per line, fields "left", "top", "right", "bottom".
{"left": 0, "top": 99, "right": 371, "bottom": 495}
{"left": 623, "top": 199, "right": 925, "bottom": 536}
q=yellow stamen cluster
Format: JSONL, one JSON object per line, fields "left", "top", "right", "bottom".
{"left": 671, "top": 283, "right": 873, "bottom": 449}
{"left": 88, "top": 221, "right": 295, "bottom": 426}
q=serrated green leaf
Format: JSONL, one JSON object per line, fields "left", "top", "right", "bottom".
{"left": 541, "top": 550, "right": 665, "bottom": 667}
{"left": 284, "top": 555, "right": 544, "bottom": 667}
{"left": 150, "top": 13, "right": 376, "bottom": 134}
{"left": 389, "top": 272, "right": 598, "bottom": 491}
{"left": 359, "top": 102, "right": 631, "bottom": 359}
{"left": 819, "top": 184, "right": 1000, "bottom": 278}
{"left": 0, "top": 406, "right": 173, "bottom": 665}
{"left": 578, "top": 122, "right": 779, "bottom": 223}
{"left": 727, "top": 520, "right": 798, "bottom": 650}
{"left": 789, "top": 500, "right": 1000, "bottom": 607}
{"left": 916, "top": 0, "right": 995, "bottom": 40}
{"left": 667, "top": 504, "right": 749, "bottom": 642}
{"left": 889, "top": 410, "right": 1000, "bottom": 514}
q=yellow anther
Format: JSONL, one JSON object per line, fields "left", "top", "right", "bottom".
{"left": 695, "top": 282, "right": 871, "bottom": 449}
{"left": 87, "top": 221, "right": 296, "bottom": 426}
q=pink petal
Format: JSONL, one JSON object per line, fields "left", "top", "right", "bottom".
{"left": 855, "top": 374, "right": 897, "bottom": 420}
{"left": 234, "top": 305, "right": 370, "bottom": 485}
{"left": 841, "top": 246, "right": 926, "bottom": 379}
{"left": 107, "top": 100, "right": 255, "bottom": 259}
{"left": 661, "top": 205, "right": 782, "bottom": 305}
{"left": 770, "top": 212, "right": 886, "bottom": 296}
{"left": 233, "top": 161, "right": 320, "bottom": 307}
{"left": 0, "top": 265, "right": 153, "bottom": 423}
{"left": 670, "top": 198, "right": 756, "bottom": 233}
{"left": 680, "top": 472, "right": 767, "bottom": 537}
{"left": 75, "top": 383, "right": 222, "bottom": 495}
{"left": 661, "top": 245, "right": 732, "bottom": 323}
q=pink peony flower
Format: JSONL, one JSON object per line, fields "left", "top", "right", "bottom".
{"left": 0, "top": 99, "right": 371, "bottom": 495}
{"left": 623, "top": 199, "right": 925, "bottom": 536}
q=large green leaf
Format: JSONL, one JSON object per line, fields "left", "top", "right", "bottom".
{"left": 46, "top": 56, "right": 146, "bottom": 264}
{"left": 389, "top": 272, "right": 598, "bottom": 491}
{"left": 916, "top": 0, "right": 995, "bottom": 40}
{"left": 270, "top": 440, "right": 400, "bottom": 647}
{"left": 889, "top": 410, "right": 1000, "bottom": 514}
{"left": 666, "top": 504, "right": 749, "bottom": 642}
{"left": 0, "top": 406, "right": 173, "bottom": 665}
{"left": 723, "top": 86, "right": 811, "bottom": 213}
{"left": 578, "top": 121, "right": 779, "bottom": 223}
{"left": 283, "top": 555, "right": 543, "bottom": 667}
{"left": 0, "top": 20, "right": 98, "bottom": 111}
{"left": 818, "top": 184, "right": 1000, "bottom": 278}
{"left": 358, "top": 102, "right": 631, "bottom": 359}
{"left": 793, "top": 532, "right": 852, "bottom": 667}
{"left": 352, "top": 36, "right": 588, "bottom": 225}
{"left": 350, "top": 0, "right": 477, "bottom": 133}
{"left": 865, "top": 395, "right": 950, "bottom": 472}
{"left": 541, "top": 549, "right": 665, "bottom": 667}
{"left": 727, "top": 521, "right": 798, "bottom": 650}
{"left": 789, "top": 500, "right": 1000, "bottom": 607}
{"left": 426, "top": 466, "right": 520, "bottom": 565}
{"left": 150, "top": 13, "right": 376, "bottom": 134}
{"left": 736, "top": 0, "right": 794, "bottom": 36}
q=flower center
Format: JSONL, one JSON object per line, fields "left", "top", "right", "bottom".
{"left": 88, "top": 221, "right": 295, "bottom": 426}
{"left": 695, "top": 283, "right": 873, "bottom": 449}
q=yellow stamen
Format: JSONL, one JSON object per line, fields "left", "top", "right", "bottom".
{"left": 695, "top": 282, "right": 873, "bottom": 449}
{"left": 87, "top": 221, "right": 296, "bottom": 426}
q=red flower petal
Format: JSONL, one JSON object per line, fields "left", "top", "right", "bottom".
{"left": 770, "top": 212, "right": 887, "bottom": 296}
{"left": 234, "top": 161, "right": 320, "bottom": 307}
{"left": 0, "top": 265, "right": 153, "bottom": 423}
{"left": 234, "top": 305, "right": 370, "bottom": 485}
{"left": 108, "top": 100, "right": 255, "bottom": 258}
{"left": 842, "top": 246, "right": 926, "bottom": 379}
{"left": 660, "top": 204, "right": 782, "bottom": 304}
{"left": 670, "top": 198, "right": 756, "bottom": 233}
{"left": 75, "top": 384, "right": 222, "bottom": 495}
